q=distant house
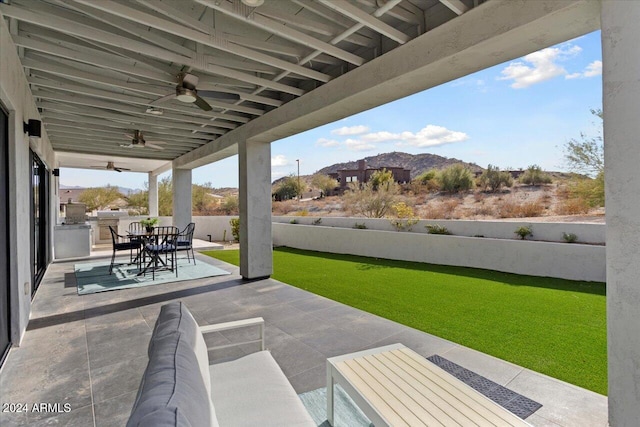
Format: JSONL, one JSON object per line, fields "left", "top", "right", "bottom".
{"left": 335, "top": 160, "right": 411, "bottom": 189}
{"left": 59, "top": 188, "right": 86, "bottom": 216}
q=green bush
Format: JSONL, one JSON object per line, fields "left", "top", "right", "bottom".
{"left": 514, "top": 225, "right": 533, "bottom": 240}
{"left": 477, "top": 164, "right": 513, "bottom": 192}
{"left": 353, "top": 222, "right": 368, "bottom": 229}
{"left": 568, "top": 172, "right": 604, "bottom": 207}
{"left": 312, "top": 218, "right": 322, "bottom": 225}
{"left": 425, "top": 224, "right": 452, "bottom": 235}
{"left": 520, "top": 165, "right": 552, "bottom": 186}
{"left": 289, "top": 219, "right": 299, "bottom": 224}
{"left": 389, "top": 202, "right": 419, "bottom": 232}
{"left": 274, "top": 175, "right": 304, "bottom": 200}
{"left": 563, "top": 232, "right": 578, "bottom": 243}
{"left": 229, "top": 218, "right": 240, "bottom": 242}
{"left": 438, "top": 164, "right": 474, "bottom": 193}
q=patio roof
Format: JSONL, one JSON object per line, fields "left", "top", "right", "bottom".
{"left": 0, "top": 0, "right": 599, "bottom": 173}
{"left": 0, "top": 0, "right": 473, "bottom": 171}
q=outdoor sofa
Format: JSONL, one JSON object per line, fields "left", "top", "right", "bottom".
{"left": 127, "top": 301, "right": 315, "bottom": 427}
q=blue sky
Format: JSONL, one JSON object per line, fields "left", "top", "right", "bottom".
{"left": 62, "top": 31, "right": 603, "bottom": 190}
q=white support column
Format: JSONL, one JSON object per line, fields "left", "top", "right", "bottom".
{"left": 602, "top": 1, "right": 640, "bottom": 425}
{"left": 148, "top": 172, "right": 158, "bottom": 217}
{"left": 238, "top": 139, "right": 272, "bottom": 279}
{"left": 172, "top": 165, "right": 191, "bottom": 231}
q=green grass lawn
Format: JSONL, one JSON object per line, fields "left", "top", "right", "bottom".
{"left": 203, "top": 247, "right": 607, "bottom": 395}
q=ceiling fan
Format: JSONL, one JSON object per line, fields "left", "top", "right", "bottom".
{"left": 120, "top": 130, "right": 167, "bottom": 151}
{"left": 90, "top": 161, "right": 130, "bottom": 173}
{"left": 151, "top": 73, "right": 240, "bottom": 111}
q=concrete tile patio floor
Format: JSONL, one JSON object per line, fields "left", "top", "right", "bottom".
{"left": 0, "top": 253, "right": 607, "bottom": 427}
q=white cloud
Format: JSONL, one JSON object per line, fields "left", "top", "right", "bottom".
{"left": 316, "top": 138, "right": 341, "bottom": 147}
{"left": 360, "top": 125, "right": 469, "bottom": 148}
{"left": 271, "top": 154, "right": 289, "bottom": 167}
{"left": 271, "top": 171, "right": 286, "bottom": 179}
{"left": 566, "top": 60, "right": 602, "bottom": 79}
{"left": 331, "top": 125, "right": 370, "bottom": 136}
{"left": 345, "top": 138, "right": 376, "bottom": 152}
{"left": 498, "top": 45, "right": 582, "bottom": 88}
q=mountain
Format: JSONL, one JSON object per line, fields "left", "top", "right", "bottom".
{"left": 59, "top": 184, "right": 141, "bottom": 196}
{"left": 315, "top": 152, "right": 483, "bottom": 179}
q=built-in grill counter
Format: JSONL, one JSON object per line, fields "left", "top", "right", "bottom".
{"left": 95, "top": 211, "right": 129, "bottom": 244}
{"left": 54, "top": 203, "right": 91, "bottom": 259}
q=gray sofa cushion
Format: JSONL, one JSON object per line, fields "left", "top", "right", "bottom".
{"left": 149, "top": 302, "right": 212, "bottom": 396}
{"left": 210, "top": 351, "right": 316, "bottom": 427}
{"left": 127, "top": 332, "right": 213, "bottom": 427}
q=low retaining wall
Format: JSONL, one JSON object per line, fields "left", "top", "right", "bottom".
{"left": 118, "top": 216, "right": 236, "bottom": 243}
{"left": 272, "top": 223, "right": 605, "bottom": 282}
{"left": 272, "top": 216, "right": 605, "bottom": 244}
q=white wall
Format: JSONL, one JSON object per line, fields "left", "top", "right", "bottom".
{"left": 272, "top": 216, "right": 605, "bottom": 244}
{"left": 117, "top": 216, "right": 236, "bottom": 242}
{"left": 1, "top": 18, "right": 56, "bottom": 344}
{"left": 272, "top": 224, "right": 605, "bottom": 282}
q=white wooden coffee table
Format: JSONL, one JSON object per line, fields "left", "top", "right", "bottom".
{"left": 326, "top": 343, "right": 531, "bottom": 426}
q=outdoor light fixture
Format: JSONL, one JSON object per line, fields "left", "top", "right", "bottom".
{"left": 23, "top": 119, "right": 42, "bottom": 137}
{"left": 241, "top": 0, "right": 264, "bottom": 7}
{"left": 175, "top": 86, "right": 198, "bottom": 103}
{"left": 145, "top": 107, "right": 164, "bottom": 115}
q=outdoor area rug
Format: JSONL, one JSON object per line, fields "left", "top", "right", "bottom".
{"left": 75, "top": 260, "right": 230, "bottom": 295}
{"left": 299, "top": 384, "right": 372, "bottom": 427}
{"left": 427, "top": 354, "right": 542, "bottom": 419}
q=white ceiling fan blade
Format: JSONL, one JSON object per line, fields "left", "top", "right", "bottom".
{"left": 144, "top": 140, "right": 167, "bottom": 145}
{"left": 151, "top": 93, "right": 176, "bottom": 105}
{"left": 89, "top": 166, "right": 107, "bottom": 169}
{"left": 193, "top": 95, "right": 213, "bottom": 111}
{"left": 145, "top": 143, "right": 165, "bottom": 150}
{"left": 124, "top": 133, "right": 134, "bottom": 139}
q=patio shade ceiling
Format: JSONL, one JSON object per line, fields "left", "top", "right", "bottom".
{"left": 0, "top": 0, "right": 473, "bottom": 170}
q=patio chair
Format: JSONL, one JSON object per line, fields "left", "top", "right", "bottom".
{"left": 141, "top": 226, "right": 179, "bottom": 280}
{"left": 175, "top": 222, "right": 196, "bottom": 264}
{"left": 108, "top": 226, "right": 141, "bottom": 274}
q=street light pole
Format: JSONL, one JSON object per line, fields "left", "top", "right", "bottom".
{"left": 296, "top": 159, "right": 300, "bottom": 200}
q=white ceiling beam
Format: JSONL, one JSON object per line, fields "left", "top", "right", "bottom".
{"left": 76, "top": 0, "right": 331, "bottom": 83}
{"left": 292, "top": 0, "right": 376, "bottom": 35}
{"left": 257, "top": 6, "right": 373, "bottom": 47}
{"left": 55, "top": 0, "right": 197, "bottom": 58}
{"left": 53, "top": 145, "right": 175, "bottom": 160}
{"left": 1, "top": 3, "right": 304, "bottom": 96}
{"left": 353, "top": 0, "right": 421, "bottom": 24}
{"left": 45, "top": 121, "right": 213, "bottom": 142}
{"left": 317, "top": 0, "right": 410, "bottom": 44}
{"left": 439, "top": 0, "right": 470, "bottom": 15}
{"left": 41, "top": 111, "right": 218, "bottom": 141}
{"left": 13, "top": 34, "right": 175, "bottom": 83}
{"left": 38, "top": 101, "right": 224, "bottom": 135}
{"left": 34, "top": 91, "right": 234, "bottom": 132}
{"left": 195, "top": 81, "right": 283, "bottom": 107}
{"left": 194, "top": 0, "right": 366, "bottom": 66}
{"left": 28, "top": 74, "right": 249, "bottom": 124}
{"left": 49, "top": 135, "right": 192, "bottom": 153}
{"left": 47, "top": 129, "right": 205, "bottom": 147}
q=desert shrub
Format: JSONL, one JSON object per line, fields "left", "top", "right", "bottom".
{"left": 563, "top": 232, "right": 578, "bottom": 243}
{"left": 289, "top": 219, "right": 298, "bottom": 224}
{"left": 425, "top": 224, "right": 452, "bottom": 235}
{"left": 568, "top": 172, "right": 604, "bottom": 207}
{"left": 514, "top": 225, "right": 533, "bottom": 240}
{"left": 473, "top": 203, "right": 494, "bottom": 217}
{"left": 311, "top": 174, "right": 338, "bottom": 196}
{"left": 353, "top": 222, "right": 368, "bottom": 229}
{"left": 220, "top": 195, "right": 239, "bottom": 215}
{"left": 473, "top": 192, "right": 485, "bottom": 203}
{"left": 389, "top": 202, "right": 419, "bottom": 232}
{"left": 296, "top": 209, "right": 309, "bottom": 217}
{"left": 342, "top": 180, "right": 399, "bottom": 218}
{"left": 497, "top": 200, "right": 544, "bottom": 218}
{"left": 556, "top": 198, "right": 590, "bottom": 215}
{"left": 312, "top": 218, "right": 322, "bottom": 225}
{"left": 274, "top": 175, "right": 304, "bottom": 200}
{"left": 422, "top": 198, "right": 461, "bottom": 219}
{"left": 520, "top": 165, "right": 552, "bottom": 186}
{"left": 369, "top": 168, "right": 394, "bottom": 190}
{"left": 438, "top": 164, "right": 475, "bottom": 193}
{"left": 477, "top": 164, "right": 513, "bottom": 192}
{"left": 229, "top": 218, "right": 240, "bottom": 242}
{"left": 272, "top": 200, "right": 296, "bottom": 215}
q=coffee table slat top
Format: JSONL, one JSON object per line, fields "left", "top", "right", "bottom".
{"left": 329, "top": 344, "right": 531, "bottom": 427}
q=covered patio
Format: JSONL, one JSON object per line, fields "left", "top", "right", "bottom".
{"left": 1, "top": 0, "right": 639, "bottom": 425}
{"left": 0, "top": 252, "right": 607, "bottom": 426}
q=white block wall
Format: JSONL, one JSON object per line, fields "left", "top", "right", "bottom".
{"left": 272, "top": 223, "right": 605, "bottom": 282}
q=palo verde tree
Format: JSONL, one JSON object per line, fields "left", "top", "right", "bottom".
{"left": 564, "top": 108, "right": 604, "bottom": 177}
{"left": 342, "top": 169, "right": 399, "bottom": 218}
{"left": 438, "top": 164, "right": 475, "bottom": 193}
{"left": 274, "top": 175, "right": 304, "bottom": 200}
{"left": 310, "top": 174, "right": 338, "bottom": 196}
{"left": 519, "top": 165, "right": 552, "bottom": 186}
{"left": 78, "top": 185, "right": 124, "bottom": 211}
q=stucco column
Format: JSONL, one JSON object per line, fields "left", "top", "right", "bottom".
{"left": 602, "top": 1, "right": 640, "bottom": 425}
{"left": 172, "top": 165, "right": 191, "bottom": 231}
{"left": 148, "top": 172, "right": 158, "bottom": 217}
{"left": 238, "top": 139, "right": 272, "bottom": 279}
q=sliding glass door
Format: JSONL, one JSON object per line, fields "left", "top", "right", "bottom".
{"left": 30, "top": 150, "right": 49, "bottom": 296}
{"left": 0, "top": 104, "right": 10, "bottom": 365}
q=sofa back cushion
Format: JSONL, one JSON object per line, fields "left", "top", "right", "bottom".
{"left": 127, "top": 302, "right": 218, "bottom": 427}
{"left": 149, "top": 302, "right": 211, "bottom": 395}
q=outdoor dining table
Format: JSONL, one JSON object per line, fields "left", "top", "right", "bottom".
{"left": 127, "top": 230, "right": 169, "bottom": 276}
